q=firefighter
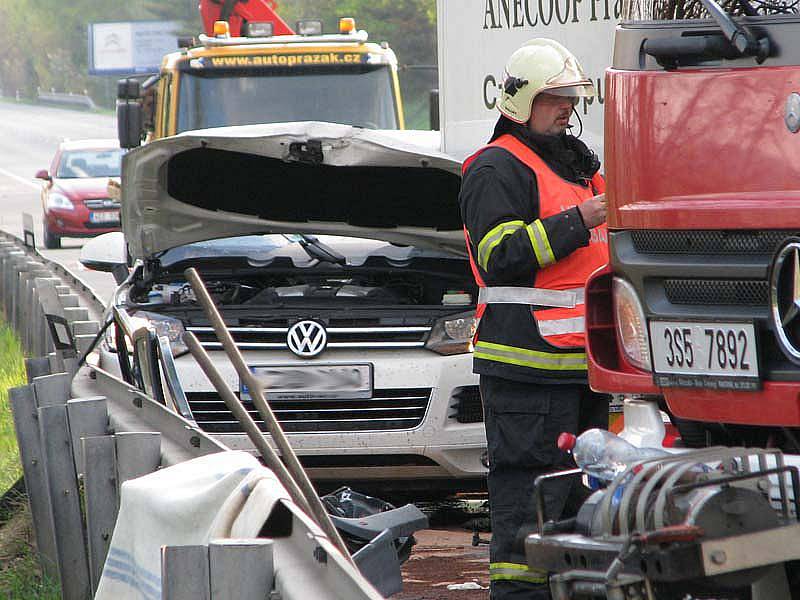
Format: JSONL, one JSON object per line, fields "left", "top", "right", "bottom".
{"left": 459, "top": 38, "right": 610, "bottom": 598}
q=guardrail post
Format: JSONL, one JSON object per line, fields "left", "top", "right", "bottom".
{"left": 32, "top": 372, "right": 71, "bottom": 408}
{"left": 75, "top": 334, "right": 98, "bottom": 360}
{"left": 209, "top": 539, "right": 274, "bottom": 600}
{"left": 35, "top": 278, "right": 76, "bottom": 373}
{"left": 2, "top": 252, "right": 24, "bottom": 315}
{"left": 73, "top": 320, "right": 101, "bottom": 336}
{"left": 8, "top": 385, "right": 59, "bottom": 580}
{"left": 161, "top": 545, "right": 210, "bottom": 600}
{"left": 64, "top": 306, "right": 90, "bottom": 323}
{"left": 66, "top": 396, "right": 109, "bottom": 478}
{"left": 58, "top": 293, "right": 80, "bottom": 308}
{"left": 82, "top": 435, "right": 119, "bottom": 596}
{"left": 38, "top": 403, "right": 91, "bottom": 600}
{"left": 115, "top": 431, "right": 162, "bottom": 494}
{"left": 25, "top": 357, "right": 51, "bottom": 383}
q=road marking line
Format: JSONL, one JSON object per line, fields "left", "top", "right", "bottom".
{"left": 0, "top": 167, "right": 40, "bottom": 191}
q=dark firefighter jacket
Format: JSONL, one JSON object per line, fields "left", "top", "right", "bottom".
{"left": 459, "top": 121, "right": 608, "bottom": 384}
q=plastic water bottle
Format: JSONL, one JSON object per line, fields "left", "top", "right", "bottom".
{"left": 557, "top": 429, "right": 668, "bottom": 481}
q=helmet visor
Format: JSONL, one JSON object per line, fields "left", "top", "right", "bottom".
{"left": 546, "top": 82, "right": 595, "bottom": 98}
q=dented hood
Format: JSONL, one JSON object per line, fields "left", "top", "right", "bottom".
{"left": 121, "top": 122, "right": 465, "bottom": 261}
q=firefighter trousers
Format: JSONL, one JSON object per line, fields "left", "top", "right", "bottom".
{"left": 480, "top": 375, "right": 610, "bottom": 600}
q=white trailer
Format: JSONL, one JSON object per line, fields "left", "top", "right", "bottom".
{"left": 436, "top": 0, "right": 619, "bottom": 160}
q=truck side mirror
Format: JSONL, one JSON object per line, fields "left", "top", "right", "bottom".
{"left": 429, "top": 89, "right": 440, "bottom": 131}
{"left": 117, "top": 78, "right": 143, "bottom": 149}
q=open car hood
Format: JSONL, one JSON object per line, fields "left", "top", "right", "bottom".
{"left": 121, "top": 122, "right": 465, "bottom": 261}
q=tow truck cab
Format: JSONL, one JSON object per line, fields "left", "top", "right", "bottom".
{"left": 117, "top": 18, "right": 404, "bottom": 148}
{"left": 587, "top": 4, "right": 800, "bottom": 447}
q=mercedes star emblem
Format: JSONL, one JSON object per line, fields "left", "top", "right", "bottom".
{"left": 770, "top": 239, "right": 800, "bottom": 364}
{"left": 286, "top": 320, "right": 328, "bottom": 358}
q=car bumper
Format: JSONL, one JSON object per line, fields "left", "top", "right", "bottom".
{"left": 44, "top": 208, "right": 120, "bottom": 236}
{"left": 103, "top": 346, "right": 488, "bottom": 483}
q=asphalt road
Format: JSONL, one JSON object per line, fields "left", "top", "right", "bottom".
{"left": 0, "top": 100, "right": 119, "bottom": 302}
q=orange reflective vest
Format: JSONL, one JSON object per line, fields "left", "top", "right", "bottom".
{"left": 463, "top": 134, "right": 608, "bottom": 355}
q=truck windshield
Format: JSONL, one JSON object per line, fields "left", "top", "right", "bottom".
{"left": 177, "top": 66, "right": 398, "bottom": 132}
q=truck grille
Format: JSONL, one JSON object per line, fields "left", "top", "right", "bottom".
{"left": 664, "top": 279, "right": 769, "bottom": 306}
{"left": 186, "top": 325, "right": 430, "bottom": 350}
{"left": 632, "top": 230, "right": 800, "bottom": 255}
{"left": 186, "top": 388, "right": 432, "bottom": 433}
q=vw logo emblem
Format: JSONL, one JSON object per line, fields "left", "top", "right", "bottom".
{"left": 286, "top": 320, "right": 327, "bottom": 358}
{"left": 770, "top": 238, "right": 800, "bottom": 364}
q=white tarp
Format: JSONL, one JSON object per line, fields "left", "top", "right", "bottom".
{"left": 95, "top": 451, "right": 288, "bottom": 600}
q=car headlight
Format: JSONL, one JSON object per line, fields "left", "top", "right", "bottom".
{"left": 105, "top": 311, "right": 188, "bottom": 356}
{"left": 612, "top": 277, "right": 651, "bottom": 371}
{"left": 46, "top": 192, "right": 74, "bottom": 211}
{"left": 426, "top": 311, "right": 478, "bottom": 355}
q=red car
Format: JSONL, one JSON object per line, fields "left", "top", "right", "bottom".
{"left": 36, "top": 139, "right": 124, "bottom": 249}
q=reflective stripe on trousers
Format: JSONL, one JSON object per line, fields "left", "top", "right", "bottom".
{"left": 489, "top": 562, "right": 547, "bottom": 584}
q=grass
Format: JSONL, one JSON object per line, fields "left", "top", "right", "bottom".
{"left": 0, "top": 320, "right": 61, "bottom": 598}
{"left": 0, "top": 323, "right": 26, "bottom": 494}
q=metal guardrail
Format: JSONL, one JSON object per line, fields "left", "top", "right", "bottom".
{"left": 36, "top": 90, "right": 97, "bottom": 111}
{"left": 0, "top": 229, "right": 387, "bottom": 600}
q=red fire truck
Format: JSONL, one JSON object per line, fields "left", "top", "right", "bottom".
{"left": 586, "top": 0, "right": 800, "bottom": 448}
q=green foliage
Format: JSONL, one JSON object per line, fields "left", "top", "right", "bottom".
{"left": 0, "top": 0, "right": 437, "bottom": 126}
{"left": 0, "top": 321, "right": 26, "bottom": 495}
{"left": 0, "top": 550, "right": 61, "bottom": 600}
{"left": 280, "top": 0, "right": 438, "bottom": 128}
{"left": 0, "top": 321, "right": 56, "bottom": 598}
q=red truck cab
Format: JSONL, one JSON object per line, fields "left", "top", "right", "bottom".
{"left": 587, "top": 6, "right": 800, "bottom": 446}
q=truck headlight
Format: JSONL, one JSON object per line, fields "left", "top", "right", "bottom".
{"left": 46, "top": 193, "right": 74, "bottom": 211}
{"left": 612, "top": 277, "right": 651, "bottom": 371}
{"left": 426, "top": 311, "right": 477, "bottom": 355}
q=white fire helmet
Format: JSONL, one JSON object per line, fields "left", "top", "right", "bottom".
{"left": 498, "top": 38, "right": 595, "bottom": 124}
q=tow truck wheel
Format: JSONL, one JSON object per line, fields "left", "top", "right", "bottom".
{"left": 43, "top": 225, "right": 61, "bottom": 249}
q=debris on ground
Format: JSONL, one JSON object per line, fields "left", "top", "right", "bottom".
{"left": 394, "top": 528, "right": 490, "bottom": 600}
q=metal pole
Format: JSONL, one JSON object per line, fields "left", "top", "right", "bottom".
{"left": 183, "top": 332, "right": 314, "bottom": 518}
{"left": 183, "top": 267, "right": 354, "bottom": 564}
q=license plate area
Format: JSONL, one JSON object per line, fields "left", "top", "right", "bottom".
{"left": 241, "top": 364, "right": 373, "bottom": 401}
{"left": 89, "top": 211, "right": 119, "bottom": 224}
{"left": 649, "top": 320, "right": 760, "bottom": 390}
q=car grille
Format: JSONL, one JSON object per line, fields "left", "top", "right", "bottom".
{"left": 449, "top": 386, "right": 483, "bottom": 423}
{"left": 83, "top": 198, "right": 120, "bottom": 210}
{"left": 186, "top": 324, "right": 431, "bottom": 350}
{"left": 664, "top": 279, "right": 769, "bottom": 306}
{"left": 632, "top": 230, "right": 800, "bottom": 255}
{"left": 186, "top": 388, "right": 432, "bottom": 433}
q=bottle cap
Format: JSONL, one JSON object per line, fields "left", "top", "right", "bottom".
{"left": 557, "top": 432, "right": 577, "bottom": 451}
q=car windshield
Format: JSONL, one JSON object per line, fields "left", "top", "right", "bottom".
{"left": 57, "top": 149, "right": 124, "bottom": 178}
{"left": 177, "top": 65, "right": 398, "bottom": 132}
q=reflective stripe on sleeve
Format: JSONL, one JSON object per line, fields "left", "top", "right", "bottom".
{"left": 537, "top": 316, "right": 586, "bottom": 337}
{"left": 474, "top": 341, "right": 587, "bottom": 371}
{"left": 489, "top": 562, "right": 547, "bottom": 584}
{"left": 477, "top": 220, "right": 525, "bottom": 270}
{"left": 526, "top": 219, "right": 556, "bottom": 268}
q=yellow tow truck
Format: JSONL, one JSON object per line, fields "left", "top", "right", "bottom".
{"left": 117, "top": 2, "right": 406, "bottom": 148}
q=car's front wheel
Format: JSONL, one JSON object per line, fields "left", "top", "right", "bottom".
{"left": 43, "top": 224, "right": 61, "bottom": 249}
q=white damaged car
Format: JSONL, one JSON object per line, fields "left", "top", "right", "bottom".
{"left": 81, "top": 122, "right": 487, "bottom": 496}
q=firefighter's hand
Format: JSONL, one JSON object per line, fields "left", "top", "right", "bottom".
{"left": 578, "top": 194, "right": 606, "bottom": 229}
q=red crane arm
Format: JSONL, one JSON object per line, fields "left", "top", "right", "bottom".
{"left": 199, "top": 0, "right": 295, "bottom": 37}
